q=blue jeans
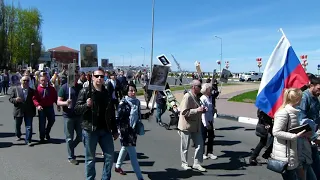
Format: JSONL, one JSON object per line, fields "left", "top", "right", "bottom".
{"left": 311, "top": 145, "right": 320, "bottom": 179}
{"left": 116, "top": 146, "right": 143, "bottom": 179}
{"left": 156, "top": 103, "right": 166, "bottom": 123}
{"left": 15, "top": 116, "right": 33, "bottom": 143}
{"left": 38, "top": 106, "right": 55, "bottom": 140}
{"left": 281, "top": 169, "right": 299, "bottom": 180}
{"left": 64, "top": 117, "right": 82, "bottom": 160}
{"left": 82, "top": 129, "right": 114, "bottom": 180}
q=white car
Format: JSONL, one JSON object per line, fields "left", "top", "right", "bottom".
{"left": 239, "top": 72, "right": 262, "bottom": 81}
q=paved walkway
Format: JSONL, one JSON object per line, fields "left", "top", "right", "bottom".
{"left": 137, "top": 83, "right": 259, "bottom": 119}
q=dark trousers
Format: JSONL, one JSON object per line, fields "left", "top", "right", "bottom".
{"left": 15, "top": 116, "right": 33, "bottom": 143}
{"left": 38, "top": 106, "right": 55, "bottom": 140}
{"left": 201, "top": 121, "right": 215, "bottom": 155}
{"left": 251, "top": 135, "right": 273, "bottom": 159}
{"left": 311, "top": 145, "right": 320, "bottom": 180}
{"left": 2, "top": 81, "right": 9, "bottom": 94}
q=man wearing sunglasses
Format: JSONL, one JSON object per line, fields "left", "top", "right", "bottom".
{"left": 75, "top": 67, "right": 118, "bottom": 180}
{"left": 9, "top": 76, "right": 36, "bottom": 146}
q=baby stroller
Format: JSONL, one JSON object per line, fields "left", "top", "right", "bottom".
{"left": 164, "top": 89, "right": 180, "bottom": 130}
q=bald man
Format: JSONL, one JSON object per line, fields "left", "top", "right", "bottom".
{"left": 178, "top": 80, "right": 207, "bottom": 172}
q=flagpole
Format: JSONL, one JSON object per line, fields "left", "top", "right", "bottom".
{"left": 279, "top": 28, "right": 286, "bottom": 37}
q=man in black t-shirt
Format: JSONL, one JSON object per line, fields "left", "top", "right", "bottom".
{"left": 75, "top": 67, "right": 118, "bottom": 180}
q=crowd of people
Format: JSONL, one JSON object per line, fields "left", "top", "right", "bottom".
{"left": 249, "top": 73, "right": 320, "bottom": 180}
{"left": 4, "top": 65, "right": 320, "bottom": 180}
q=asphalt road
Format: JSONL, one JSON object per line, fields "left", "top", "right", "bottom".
{"left": 0, "top": 95, "right": 280, "bottom": 180}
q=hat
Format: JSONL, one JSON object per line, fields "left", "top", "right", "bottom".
{"left": 110, "top": 71, "right": 116, "bottom": 75}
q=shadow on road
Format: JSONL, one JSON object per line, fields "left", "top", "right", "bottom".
{"left": 217, "top": 173, "right": 245, "bottom": 177}
{"left": 144, "top": 168, "right": 204, "bottom": 180}
{"left": 244, "top": 128, "right": 255, "bottom": 131}
{"left": 0, "top": 142, "right": 13, "bottom": 148}
{"left": 205, "top": 150, "right": 250, "bottom": 171}
{"left": 214, "top": 140, "right": 241, "bottom": 146}
{"left": 0, "top": 132, "right": 15, "bottom": 138}
{"left": 215, "top": 126, "right": 244, "bottom": 131}
{"left": 31, "top": 138, "right": 65, "bottom": 146}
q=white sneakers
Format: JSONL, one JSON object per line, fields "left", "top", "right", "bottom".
{"left": 203, "top": 153, "right": 218, "bottom": 160}
{"left": 181, "top": 163, "right": 206, "bottom": 172}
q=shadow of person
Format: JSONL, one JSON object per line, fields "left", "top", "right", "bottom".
{"left": 145, "top": 168, "right": 204, "bottom": 180}
{"left": 215, "top": 126, "right": 244, "bottom": 131}
{"left": 204, "top": 150, "right": 250, "bottom": 171}
{"left": 0, "top": 132, "right": 15, "bottom": 138}
{"left": 0, "top": 142, "right": 13, "bottom": 148}
{"left": 213, "top": 140, "right": 241, "bottom": 146}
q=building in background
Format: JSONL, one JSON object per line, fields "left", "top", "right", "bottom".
{"left": 48, "top": 46, "right": 79, "bottom": 65}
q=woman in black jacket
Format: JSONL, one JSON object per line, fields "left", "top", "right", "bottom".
{"left": 249, "top": 109, "right": 274, "bottom": 165}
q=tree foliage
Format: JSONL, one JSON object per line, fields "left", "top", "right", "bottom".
{"left": 0, "top": 1, "right": 42, "bottom": 68}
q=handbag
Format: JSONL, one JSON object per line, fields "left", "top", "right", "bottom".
{"left": 267, "top": 111, "right": 290, "bottom": 174}
{"left": 255, "top": 124, "right": 268, "bottom": 138}
{"left": 135, "top": 121, "right": 145, "bottom": 136}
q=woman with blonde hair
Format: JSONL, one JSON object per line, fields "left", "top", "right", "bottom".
{"left": 271, "top": 88, "right": 309, "bottom": 180}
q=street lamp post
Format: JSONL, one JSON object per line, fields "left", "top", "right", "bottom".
{"left": 214, "top": 36, "right": 222, "bottom": 75}
{"left": 121, "top": 55, "right": 124, "bottom": 67}
{"left": 30, "top": 43, "right": 34, "bottom": 67}
{"left": 150, "top": 0, "right": 155, "bottom": 72}
{"left": 141, "top": 47, "right": 145, "bottom": 66}
{"left": 128, "top": 52, "right": 132, "bottom": 66}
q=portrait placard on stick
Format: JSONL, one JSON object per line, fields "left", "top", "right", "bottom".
{"left": 67, "top": 63, "right": 76, "bottom": 87}
{"left": 148, "top": 64, "right": 170, "bottom": 91}
{"left": 101, "top": 59, "right": 109, "bottom": 68}
{"left": 220, "top": 68, "right": 231, "bottom": 83}
{"left": 157, "top": 54, "right": 171, "bottom": 66}
{"left": 80, "top": 44, "right": 98, "bottom": 67}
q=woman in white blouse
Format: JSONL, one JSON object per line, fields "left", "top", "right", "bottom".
{"left": 200, "top": 83, "right": 218, "bottom": 160}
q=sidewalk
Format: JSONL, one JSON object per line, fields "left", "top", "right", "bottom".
{"left": 138, "top": 83, "right": 259, "bottom": 124}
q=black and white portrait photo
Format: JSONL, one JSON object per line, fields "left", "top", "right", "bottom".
{"left": 148, "top": 65, "right": 170, "bottom": 91}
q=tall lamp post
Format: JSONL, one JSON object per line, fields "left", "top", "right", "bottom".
{"left": 141, "top": 47, "right": 145, "bottom": 67}
{"left": 150, "top": 0, "right": 155, "bottom": 72}
{"left": 214, "top": 36, "right": 222, "bottom": 75}
{"left": 128, "top": 52, "right": 132, "bottom": 66}
{"left": 121, "top": 55, "right": 124, "bottom": 67}
{"left": 30, "top": 43, "right": 34, "bottom": 67}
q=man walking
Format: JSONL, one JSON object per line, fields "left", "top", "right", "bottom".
{"left": 57, "top": 71, "right": 83, "bottom": 165}
{"left": 75, "top": 67, "right": 118, "bottom": 180}
{"left": 9, "top": 75, "right": 36, "bottom": 145}
{"left": 32, "top": 74, "right": 59, "bottom": 143}
{"left": 178, "top": 80, "right": 207, "bottom": 172}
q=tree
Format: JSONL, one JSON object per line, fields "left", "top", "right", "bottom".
{"left": 0, "top": 1, "right": 42, "bottom": 69}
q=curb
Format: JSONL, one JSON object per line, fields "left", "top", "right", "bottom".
{"left": 140, "top": 100, "right": 259, "bottom": 126}
{"left": 217, "top": 113, "right": 258, "bottom": 125}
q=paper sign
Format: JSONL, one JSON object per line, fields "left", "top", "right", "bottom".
{"left": 195, "top": 61, "right": 202, "bottom": 73}
{"left": 220, "top": 68, "right": 231, "bottom": 83}
{"left": 148, "top": 64, "right": 170, "bottom": 91}
{"left": 67, "top": 63, "right": 76, "bottom": 87}
{"left": 80, "top": 44, "right": 98, "bottom": 67}
{"left": 38, "top": 64, "right": 44, "bottom": 71}
{"left": 157, "top": 54, "right": 171, "bottom": 66}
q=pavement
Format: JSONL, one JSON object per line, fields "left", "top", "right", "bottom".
{"left": 138, "top": 82, "right": 260, "bottom": 125}
{"left": 0, "top": 95, "right": 280, "bottom": 180}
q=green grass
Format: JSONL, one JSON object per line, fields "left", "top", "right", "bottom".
{"left": 228, "top": 90, "right": 258, "bottom": 103}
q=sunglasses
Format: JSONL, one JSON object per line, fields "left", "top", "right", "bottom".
{"left": 22, "top": 79, "right": 30, "bottom": 82}
{"left": 194, "top": 85, "right": 201, "bottom": 88}
{"left": 93, "top": 75, "right": 104, "bottom": 78}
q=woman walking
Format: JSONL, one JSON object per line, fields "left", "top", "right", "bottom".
{"left": 114, "top": 83, "right": 149, "bottom": 180}
{"left": 271, "top": 88, "right": 309, "bottom": 180}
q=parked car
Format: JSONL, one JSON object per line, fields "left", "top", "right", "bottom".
{"left": 239, "top": 72, "right": 262, "bottom": 82}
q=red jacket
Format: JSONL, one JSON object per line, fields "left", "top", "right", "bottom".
{"left": 33, "top": 85, "right": 57, "bottom": 107}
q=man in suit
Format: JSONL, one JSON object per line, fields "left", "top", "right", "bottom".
{"left": 9, "top": 75, "right": 36, "bottom": 146}
{"left": 107, "top": 71, "right": 123, "bottom": 109}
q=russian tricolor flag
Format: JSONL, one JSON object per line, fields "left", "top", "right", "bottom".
{"left": 255, "top": 31, "right": 309, "bottom": 118}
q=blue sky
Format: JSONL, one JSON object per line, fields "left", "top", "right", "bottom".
{"left": 12, "top": 0, "right": 320, "bottom": 73}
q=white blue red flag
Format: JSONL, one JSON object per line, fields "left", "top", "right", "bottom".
{"left": 255, "top": 32, "right": 309, "bottom": 118}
